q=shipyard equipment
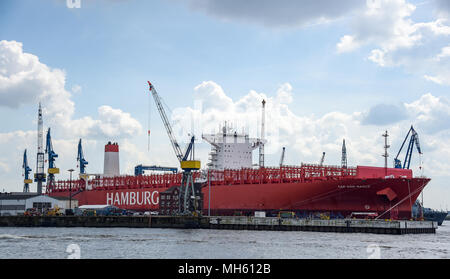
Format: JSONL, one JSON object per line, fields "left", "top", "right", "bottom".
{"left": 341, "top": 139, "right": 347, "bottom": 169}
{"left": 279, "top": 147, "right": 286, "bottom": 167}
{"left": 394, "top": 126, "right": 422, "bottom": 169}
{"left": 135, "top": 165, "right": 178, "bottom": 176}
{"left": 34, "top": 103, "right": 46, "bottom": 194}
{"left": 22, "top": 149, "right": 32, "bottom": 192}
{"left": 319, "top": 152, "right": 325, "bottom": 166}
{"left": 148, "top": 81, "right": 201, "bottom": 215}
{"left": 77, "top": 139, "right": 88, "bottom": 175}
{"left": 45, "top": 128, "right": 59, "bottom": 191}
{"left": 259, "top": 99, "right": 266, "bottom": 168}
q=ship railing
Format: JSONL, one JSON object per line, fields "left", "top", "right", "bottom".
{"left": 205, "top": 165, "right": 357, "bottom": 186}
{"left": 49, "top": 164, "right": 358, "bottom": 191}
{"left": 48, "top": 179, "right": 85, "bottom": 192}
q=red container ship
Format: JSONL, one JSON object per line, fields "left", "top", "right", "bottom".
{"left": 44, "top": 83, "right": 430, "bottom": 220}
{"left": 47, "top": 143, "right": 429, "bottom": 220}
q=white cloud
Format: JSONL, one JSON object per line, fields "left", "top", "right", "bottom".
{"left": 434, "top": 45, "right": 450, "bottom": 61}
{"left": 0, "top": 40, "right": 142, "bottom": 139}
{"left": 71, "top": 84, "right": 82, "bottom": 94}
{"left": 339, "top": 0, "right": 420, "bottom": 55}
{"left": 424, "top": 74, "right": 443, "bottom": 84}
{"left": 0, "top": 40, "right": 143, "bottom": 192}
{"left": 0, "top": 40, "right": 74, "bottom": 119}
{"left": 337, "top": 35, "right": 361, "bottom": 53}
{"left": 404, "top": 93, "right": 450, "bottom": 133}
{"left": 336, "top": 0, "right": 450, "bottom": 85}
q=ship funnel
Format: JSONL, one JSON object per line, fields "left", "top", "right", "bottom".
{"left": 104, "top": 142, "right": 120, "bottom": 177}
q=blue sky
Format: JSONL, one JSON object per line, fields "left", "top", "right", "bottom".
{"left": 1, "top": 0, "right": 450, "bottom": 209}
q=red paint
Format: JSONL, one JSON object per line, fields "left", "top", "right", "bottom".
{"left": 105, "top": 144, "right": 119, "bottom": 152}
{"left": 47, "top": 164, "right": 430, "bottom": 219}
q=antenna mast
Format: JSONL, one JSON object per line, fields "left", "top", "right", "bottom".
{"left": 259, "top": 99, "right": 266, "bottom": 168}
{"left": 341, "top": 139, "right": 347, "bottom": 169}
{"left": 382, "top": 130, "right": 390, "bottom": 176}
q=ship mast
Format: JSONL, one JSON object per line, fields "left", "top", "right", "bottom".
{"left": 382, "top": 130, "right": 390, "bottom": 177}
{"left": 259, "top": 99, "right": 266, "bottom": 168}
{"left": 341, "top": 139, "right": 347, "bottom": 169}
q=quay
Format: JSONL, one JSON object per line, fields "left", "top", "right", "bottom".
{"left": 0, "top": 215, "right": 437, "bottom": 234}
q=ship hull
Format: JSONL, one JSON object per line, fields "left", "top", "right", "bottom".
{"left": 49, "top": 177, "right": 430, "bottom": 219}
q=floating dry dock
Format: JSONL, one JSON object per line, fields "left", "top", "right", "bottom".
{"left": 0, "top": 216, "right": 437, "bottom": 234}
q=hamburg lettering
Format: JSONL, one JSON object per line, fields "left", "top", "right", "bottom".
{"left": 106, "top": 191, "right": 159, "bottom": 206}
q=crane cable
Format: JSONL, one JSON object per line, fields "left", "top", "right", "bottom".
{"left": 148, "top": 89, "right": 151, "bottom": 152}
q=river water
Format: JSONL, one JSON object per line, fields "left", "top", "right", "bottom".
{"left": 0, "top": 222, "right": 449, "bottom": 259}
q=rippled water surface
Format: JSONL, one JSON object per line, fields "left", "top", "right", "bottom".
{"left": 1, "top": 222, "right": 449, "bottom": 259}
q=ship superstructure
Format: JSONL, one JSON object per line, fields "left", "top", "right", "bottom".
{"left": 202, "top": 124, "right": 261, "bottom": 170}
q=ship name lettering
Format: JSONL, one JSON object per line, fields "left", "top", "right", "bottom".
{"left": 338, "top": 185, "right": 370, "bottom": 189}
{"left": 130, "top": 192, "right": 136, "bottom": 205}
{"left": 106, "top": 191, "right": 158, "bottom": 206}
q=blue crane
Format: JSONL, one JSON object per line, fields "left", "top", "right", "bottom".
{"left": 45, "top": 128, "right": 59, "bottom": 184}
{"left": 77, "top": 139, "right": 88, "bottom": 174}
{"left": 394, "top": 126, "right": 422, "bottom": 169}
{"left": 22, "top": 149, "right": 32, "bottom": 192}
{"left": 134, "top": 165, "right": 178, "bottom": 176}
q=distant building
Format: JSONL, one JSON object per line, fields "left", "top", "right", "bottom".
{"left": 159, "top": 184, "right": 204, "bottom": 215}
{"left": 0, "top": 193, "right": 77, "bottom": 216}
{"left": 159, "top": 186, "right": 180, "bottom": 216}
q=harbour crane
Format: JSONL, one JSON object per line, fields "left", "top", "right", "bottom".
{"left": 34, "top": 103, "right": 46, "bottom": 195}
{"left": 319, "top": 152, "right": 326, "bottom": 166}
{"left": 135, "top": 165, "right": 178, "bottom": 176}
{"left": 45, "top": 128, "right": 59, "bottom": 190}
{"left": 22, "top": 149, "right": 32, "bottom": 193}
{"left": 148, "top": 81, "right": 201, "bottom": 215}
{"left": 77, "top": 139, "right": 88, "bottom": 175}
{"left": 279, "top": 147, "right": 286, "bottom": 167}
{"left": 394, "top": 126, "right": 422, "bottom": 169}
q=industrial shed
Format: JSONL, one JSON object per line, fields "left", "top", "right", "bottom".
{"left": 0, "top": 193, "right": 77, "bottom": 216}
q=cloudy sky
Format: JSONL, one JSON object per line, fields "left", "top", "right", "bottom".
{"left": 1, "top": 0, "right": 449, "bottom": 209}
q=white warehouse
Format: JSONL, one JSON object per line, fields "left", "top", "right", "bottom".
{"left": 0, "top": 193, "right": 77, "bottom": 216}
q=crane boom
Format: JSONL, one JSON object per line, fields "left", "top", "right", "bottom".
{"left": 45, "top": 128, "right": 59, "bottom": 190}
{"left": 147, "top": 81, "right": 201, "bottom": 216}
{"left": 45, "top": 128, "right": 58, "bottom": 169}
{"left": 394, "top": 126, "right": 422, "bottom": 169}
{"left": 77, "top": 139, "right": 88, "bottom": 174}
{"left": 279, "top": 147, "right": 285, "bottom": 167}
{"left": 23, "top": 149, "right": 32, "bottom": 192}
{"left": 148, "top": 81, "right": 184, "bottom": 162}
{"left": 320, "top": 152, "right": 325, "bottom": 166}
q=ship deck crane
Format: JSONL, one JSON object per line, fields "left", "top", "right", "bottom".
{"left": 45, "top": 128, "right": 59, "bottom": 190}
{"left": 319, "top": 152, "right": 325, "bottom": 166}
{"left": 22, "top": 149, "right": 32, "bottom": 192}
{"left": 279, "top": 147, "right": 285, "bottom": 167}
{"left": 341, "top": 139, "right": 347, "bottom": 169}
{"left": 77, "top": 139, "right": 88, "bottom": 175}
{"left": 148, "top": 81, "right": 201, "bottom": 215}
{"left": 394, "top": 126, "right": 422, "bottom": 169}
